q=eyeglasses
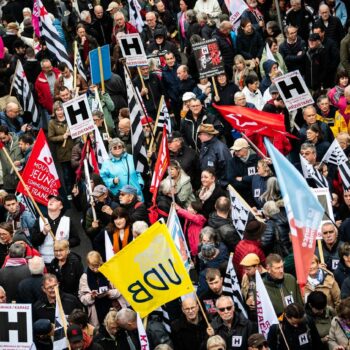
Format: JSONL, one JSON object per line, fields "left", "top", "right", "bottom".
{"left": 112, "top": 145, "right": 123, "bottom": 150}
{"left": 45, "top": 284, "right": 58, "bottom": 291}
{"left": 217, "top": 305, "right": 233, "bottom": 312}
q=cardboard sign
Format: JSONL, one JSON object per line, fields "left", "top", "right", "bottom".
{"left": 63, "top": 94, "right": 94, "bottom": 139}
{"left": 89, "top": 45, "right": 112, "bottom": 85}
{"left": 118, "top": 33, "right": 148, "bottom": 67}
{"left": 274, "top": 70, "right": 314, "bottom": 111}
{"left": 0, "top": 304, "right": 33, "bottom": 349}
{"left": 192, "top": 39, "right": 225, "bottom": 79}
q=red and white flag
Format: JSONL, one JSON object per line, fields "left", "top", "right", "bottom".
{"left": 150, "top": 126, "right": 170, "bottom": 204}
{"left": 137, "top": 313, "right": 150, "bottom": 350}
{"left": 255, "top": 270, "right": 279, "bottom": 339}
{"left": 17, "top": 129, "right": 61, "bottom": 206}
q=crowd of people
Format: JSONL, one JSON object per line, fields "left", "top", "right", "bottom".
{"left": 1, "top": 0, "right": 350, "bottom": 349}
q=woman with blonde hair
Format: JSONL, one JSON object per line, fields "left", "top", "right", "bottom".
{"left": 207, "top": 335, "right": 226, "bottom": 350}
{"left": 233, "top": 54, "right": 253, "bottom": 90}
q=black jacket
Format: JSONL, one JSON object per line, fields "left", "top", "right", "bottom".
{"left": 304, "top": 45, "right": 328, "bottom": 90}
{"left": 334, "top": 260, "right": 350, "bottom": 288}
{"left": 236, "top": 28, "right": 264, "bottom": 60}
{"left": 212, "top": 29, "right": 236, "bottom": 76}
{"left": 315, "top": 16, "right": 345, "bottom": 47}
{"left": 48, "top": 252, "right": 84, "bottom": 296}
{"left": 284, "top": 7, "right": 314, "bottom": 42}
{"left": 94, "top": 324, "right": 124, "bottom": 350}
{"left": 201, "top": 185, "right": 228, "bottom": 219}
{"left": 212, "top": 311, "right": 253, "bottom": 350}
{"left": 122, "top": 198, "right": 150, "bottom": 224}
{"left": 279, "top": 37, "right": 307, "bottom": 74}
{"left": 17, "top": 274, "right": 44, "bottom": 304}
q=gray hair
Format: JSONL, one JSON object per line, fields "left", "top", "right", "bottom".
{"left": 302, "top": 104, "right": 316, "bottom": 116}
{"left": 196, "top": 12, "right": 208, "bottom": 22}
{"left": 199, "top": 226, "right": 218, "bottom": 242}
{"left": 132, "top": 221, "right": 149, "bottom": 235}
{"left": 262, "top": 200, "right": 280, "bottom": 217}
{"left": 23, "top": 7, "right": 32, "bottom": 14}
{"left": 154, "top": 345, "right": 173, "bottom": 350}
{"left": 160, "top": 178, "right": 172, "bottom": 195}
{"left": 109, "top": 138, "right": 125, "bottom": 151}
{"left": 234, "top": 91, "right": 245, "bottom": 102}
{"left": 260, "top": 177, "right": 281, "bottom": 202}
{"left": 186, "top": 9, "right": 197, "bottom": 22}
{"left": 9, "top": 243, "right": 26, "bottom": 258}
{"left": 117, "top": 308, "right": 137, "bottom": 327}
{"left": 300, "top": 142, "right": 316, "bottom": 153}
{"left": 28, "top": 256, "right": 45, "bottom": 275}
{"left": 80, "top": 10, "right": 91, "bottom": 21}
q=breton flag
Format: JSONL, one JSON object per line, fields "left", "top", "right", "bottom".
{"left": 167, "top": 205, "right": 191, "bottom": 270}
{"left": 255, "top": 270, "right": 279, "bottom": 339}
{"left": 321, "top": 139, "right": 350, "bottom": 190}
{"left": 32, "top": 0, "right": 40, "bottom": 37}
{"left": 222, "top": 257, "right": 248, "bottom": 318}
{"left": 156, "top": 98, "right": 172, "bottom": 137}
{"left": 300, "top": 155, "right": 328, "bottom": 188}
{"left": 53, "top": 294, "right": 69, "bottom": 349}
{"left": 128, "top": 0, "right": 144, "bottom": 32}
{"left": 137, "top": 313, "right": 150, "bottom": 350}
{"left": 265, "top": 138, "right": 324, "bottom": 289}
{"left": 35, "top": 0, "right": 73, "bottom": 70}
{"left": 93, "top": 125, "right": 109, "bottom": 169}
{"left": 150, "top": 126, "right": 170, "bottom": 204}
{"left": 228, "top": 185, "right": 250, "bottom": 239}
{"left": 12, "top": 60, "right": 40, "bottom": 125}
{"left": 76, "top": 47, "right": 87, "bottom": 82}
{"left": 124, "top": 67, "right": 149, "bottom": 174}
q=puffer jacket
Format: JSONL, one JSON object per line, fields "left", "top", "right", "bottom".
{"left": 165, "top": 171, "right": 195, "bottom": 208}
{"left": 328, "top": 316, "right": 350, "bottom": 350}
{"left": 87, "top": 91, "right": 115, "bottom": 130}
{"left": 334, "top": 260, "right": 350, "bottom": 287}
{"left": 304, "top": 268, "right": 341, "bottom": 309}
{"left": 100, "top": 152, "right": 144, "bottom": 200}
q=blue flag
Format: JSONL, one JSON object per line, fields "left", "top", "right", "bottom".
{"left": 264, "top": 138, "right": 324, "bottom": 288}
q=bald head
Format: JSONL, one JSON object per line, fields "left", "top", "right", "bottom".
{"left": 94, "top": 5, "right": 104, "bottom": 18}
{"left": 182, "top": 297, "right": 199, "bottom": 323}
{"left": 319, "top": 4, "right": 330, "bottom": 20}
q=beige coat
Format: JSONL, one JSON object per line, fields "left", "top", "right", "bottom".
{"left": 78, "top": 273, "right": 128, "bottom": 327}
{"left": 328, "top": 316, "right": 350, "bottom": 350}
{"left": 304, "top": 269, "right": 341, "bottom": 310}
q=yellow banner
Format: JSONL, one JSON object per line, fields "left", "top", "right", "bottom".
{"left": 99, "top": 222, "right": 194, "bottom": 317}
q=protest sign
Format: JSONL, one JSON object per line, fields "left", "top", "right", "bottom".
{"left": 118, "top": 33, "right": 148, "bottom": 67}
{"left": 16, "top": 129, "right": 61, "bottom": 206}
{"left": 274, "top": 70, "right": 314, "bottom": 111}
{"left": 0, "top": 304, "right": 33, "bottom": 349}
{"left": 99, "top": 222, "right": 194, "bottom": 317}
{"left": 193, "top": 39, "right": 225, "bottom": 79}
{"left": 63, "top": 94, "right": 94, "bottom": 139}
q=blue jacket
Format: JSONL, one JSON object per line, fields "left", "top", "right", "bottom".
{"left": 0, "top": 112, "right": 24, "bottom": 135}
{"left": 100, "top": 152, "right": 144, "bottom": 200}
{"left": 162, "top": 63, "right": 181, "bottom": 103}
{"left": 334, "top": 0, "right": 348, "bottom": 27}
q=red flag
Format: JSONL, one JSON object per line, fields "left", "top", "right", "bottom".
{"left": 75, "top": 138, "right": 99, "bottom": 182}
{"left": 214, "top": 104, "right": 288, "bottom": 138}
{"left": 150, "top": 126, "right": 170, "bottom": 205}
{"left": 17, "top": 129, "right": 61, "bottom": 205}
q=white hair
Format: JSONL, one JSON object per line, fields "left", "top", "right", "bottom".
{"left": 132, "top": 221, "right": 149, "bottom": 235}
{"left": 80, "top": 10, "right": 91, "bottom": 21}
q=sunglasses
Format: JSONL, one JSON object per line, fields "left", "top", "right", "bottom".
{"left": 218, "top": 305, "right": 233, "bottom": 312}
{"left": 112, "top": 145, "right": 123, "bottom": 150}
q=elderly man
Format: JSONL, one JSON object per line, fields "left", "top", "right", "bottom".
{"left": 0, "top": 125, "right": 21, "bottom": 192}
{"left": 171, "top": 297, "right": 212, "bottom": 350}
{"left": 234, "top": 91, "right": 256, "bottom": 108}
{"left": 33, "top": 274, "right": 82, "bottom": 322}
{"left": 141, "top": 11, "right": 166, "bottom": 45}
{"left": 315, "top": 4, "right": 344, "bottom": 47}
{"left": 112, "top": 11, "right": 137, "bottom": 39}
{"left": 262, "top": 254, "right": 303, "bottom": 316}
{"left": 0, "top": 101, "right": 29, "bottom": 134}
{"left": 212, "top": 295, "right": 253, "bottom": 350}
{"left": 299, "top": 105, "right": 334, "bottom": 143}
{"left": 116, "top": 118, "right": 132, "bottom": 153}
{"left": 198, "top": 124, "right": 232, "bottom": 187}
{"left": 316, "top": 222, "right": 343, "bottom": 273}
{"left": 177, "top": 65, "right": 196, "bottom": 99}
{"left": 92, "top": 5, "right": 113, "bottom": 45}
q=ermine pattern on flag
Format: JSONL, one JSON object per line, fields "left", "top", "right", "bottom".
{"left": 300, "top": 155, "right": 328, "bottom": 188}
{"left": 228, "top": 186, "right": 249, "bottom": 239}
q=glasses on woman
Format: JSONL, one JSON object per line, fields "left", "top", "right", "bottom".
{"left": 112, "top": 145, "right": 123, "bottom": 150}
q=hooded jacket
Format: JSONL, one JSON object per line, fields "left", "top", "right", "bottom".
{"left": 260, "top": 59, "right": 277, "bottom": 94}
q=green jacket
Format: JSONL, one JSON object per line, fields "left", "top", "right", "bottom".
{"left": 0, "top": 133, "right": 21, "bottom": 190}
{"left": 340, "top": 32, "right": 350, "bottom": 76}
{"left": 263, "top": 272, "right": 303, "bottom": 316}
{"left": 88, "top": 91, "right": 115, "bottom": 130}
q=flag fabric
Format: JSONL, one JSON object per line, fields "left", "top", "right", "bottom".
{"left": 255, "top": 270, "right": 279, "bottom": 339}
{"left": 16, "top": 129, "right": 61, "bottom": 206}
{"left": 299, "top": 155, "right": 328, "bottom": 188}
{"left": 214, "top": 104, "right": 290, "bottom": 138}
{"left": 156, "top": 99, "right": 172, "bottom": 136}
{"left": 137, "top": 313, "right": 150, "bottom": 350}
{"left": 94, "top": 126, "right": 109, "bottom": 169}
{"left": 99, "top": 222, "right": 194, "bottom": 317}
{"left": 224, "top": 0, "right": 248, "bottom": 24}
{"left": 321, "top": 139, "right": 350, "bottom": 190}
{"left": 104, "top": 230, "right": 114, "bottom": 261}
{"left": 32, "top": 0, "right": 41, "bottom": 37}
{"left": 53, "top": 299, "right": 69, "bottom": 350}
{"left": 167, "top": 205, "right": 191, "bottom": 269}
{"left": 128, "top": 0, "right": 144, "bottom": 32}
{"left": 76, "top": 47, "right": 87, "bottom": 82}
{"left": 265, "top": 44, "right": 283, "bottom": 74}
{"left": 264, "top": 138, "right": 324, "bottom": 289}
{"left": 228, "top": 185, "right": 250, "bottom": 239}
{"left": 124, "top": 67, "right": 149, "bottom": 174}
{"left": 222, "top": 257, "right": 248, "bottom": 318}
{"left": 13, "top": 60, "right": 40, "bottom": 125}
{"left": 75, "top": 138, "right": 100, "bottom": 182}
{"left": 150, "top": 126, "right": 170, "bottom": 204}
{"left": 37, "top": 0, "right": 73, "bottom": 70}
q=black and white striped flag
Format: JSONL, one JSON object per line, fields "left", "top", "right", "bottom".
{"left": 13, "top": 60, "right": 40, "bottom": 125}
{"left": 300, "top": 155, "right": 328, "bottom": 188}
{"left": 321, "top": 139, "right": 350, "bottom": 190}
{"left": 228, "top": 185, "right": 249, "bottom": 239}
{"left": 75, "top": 44, "right": 87, "bottom": 82}
{"left": 222, "top": 257, "right": 248, "bottom": 318}
{"left": 124, "top": 67, "right": 149, "bottom": 174}
{"left": 156, "top": 98, "right": 172, "bottom": 137}
{"left": 128, "top": 0, "right": 144, "bottom": 32}
{"left": 54, "top": 298, "right": 69, "bottom": 349}
{"left": 37, "top": 0, "right": 73, "bottom": 70}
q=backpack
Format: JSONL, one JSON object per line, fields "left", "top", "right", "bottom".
{"left": 134, "top": 202, "right": 169, "bottom": 224}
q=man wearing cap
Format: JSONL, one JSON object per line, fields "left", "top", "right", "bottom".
{"left": 305, "top": 33, "right": 328, "bottom": 91}
{"left": 240, "top": 253, "right": 266, "bottom": 322}
{"left": 67, "top": 324, "right": 103, "bottom": 349}
{"left": 262, "top": 253, "right": 303, "bottom": 317}
{"left": 230, "top": 138, "right": 260, "bottom": 206}
{"left": 198, "top": 123, "right": 232, "bottom": 187}
{"left": 31, "top": 195, "right": 80, "bottom": 264}
{"left": 168, "top": 131, "right": 200, "bottom": 188}
{"left": 85, "top": 184, "right": 118, "bottom": 242}
{"left": 248, "top": 333, "right": 269, "bottom": 350}
{"left": 141, "top": 116, "right": 155, "bottom": 148}
{"left": 181, "top": 99, "right": 223, "bottom": 151}
{"left": 212, "top": 295, "right": 253, "bottom": 350}
{"left": 33, "top": 318, "right": 54, "bottom": 349}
